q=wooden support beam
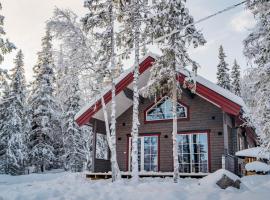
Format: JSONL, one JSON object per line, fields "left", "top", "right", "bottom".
{"left": 123, "top": 88, "right": 145, "bottom": 103}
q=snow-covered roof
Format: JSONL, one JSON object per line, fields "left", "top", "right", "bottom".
{"left": 195, "top": 73, "right": 245, "bottom": 108}
{"left": 245, "top": 161, "right": 270, "bottom": 172}
{"left": 236, "top": 147, "right": 270, "bottom": 160}
{"left": 75, "top": 52, "right": 159, "bottom": 121}
{"left": 75, "top": 51, "right": 247, "bottom": 124}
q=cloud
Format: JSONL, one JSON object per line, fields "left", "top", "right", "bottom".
{"left": 230, "top": 11, "right": 256, "bottom": 32}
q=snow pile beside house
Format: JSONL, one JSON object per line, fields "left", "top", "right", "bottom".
{"left": 236, "top": 147, "right": 270, "bottom": 160}
{"left": 245, "top": 161, "right": 270, "bottom": 173}
{"left": 199, "top": 169, "right": 241, "bottom": 189}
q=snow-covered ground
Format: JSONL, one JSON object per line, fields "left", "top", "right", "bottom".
{"left": 0, "top": 171, "right": 270, "bottom": 200}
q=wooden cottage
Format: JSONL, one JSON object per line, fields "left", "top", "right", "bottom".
{"left": 75, "top": 53, "right": 257, "bottom": 177}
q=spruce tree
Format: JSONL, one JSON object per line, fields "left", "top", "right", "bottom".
{"left": 216, "top": 45, "right": 231, "bottom": 90}
{"left": 142, "top": 0, "right": 206, "bottom": 182}
{"left": 0, "top": 1, "right": 16, "bottom": 174}
{"left": 243, "top": 0, "right": 270, "bottom": 153}
{"left": 29, "top": 30, "right": 62, "bottom": 172}
{"left": 231, "top": 59, "right": 241, "bottom": 96}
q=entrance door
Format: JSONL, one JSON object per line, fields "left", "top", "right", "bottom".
{"left": 128, "top": 135, "right": 158, "bottom": 172}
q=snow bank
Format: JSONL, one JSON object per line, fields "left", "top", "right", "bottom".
{"left": 245, "top": 161, "right": 270, "bottom": 172}
{"left": 236, "top": 147, "right": 270, "bottom": 160}
{"left": 199, "top": 169, "right": 240, "bottom": 188}
{"left": 1, "top": 171, "right": 270, "bottom": 200}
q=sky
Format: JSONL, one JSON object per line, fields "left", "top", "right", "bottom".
{"left": 0, "top": 0, "right": 255, "bottom": 83}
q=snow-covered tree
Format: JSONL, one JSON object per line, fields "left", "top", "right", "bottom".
{"left": 48, "top": 8, "right": 95, "bottom": 172}
{"left": 0, "top": 50, "right": 28, "bottom": 175}
{"left": 0, "top": 2, "right": 16, "bottom": 174}
{"left": 217, "top": 45, "right": 230, "bottom": 90}
{"left": 231, "top": 59, "right": 241, "bottom": 96}
{"left": 48, "top": 8, "right": 96, "bottom": 103}
{"left": 242, "top": 0, "right": 270, "bottom": 153}
{"left": 0, "top": 72, "right": 11, "bottom": 174}
{"left": 117, "top": 0, "right": 151, "bottom": 181}
{"left": 141, "top": 0, "right": 206, "bottom": 183}
{"left": 82, "top": 0, "right": 121, "bottom": 181}
{"left": 29, "top": 30, "right": 62, "bottom": 172}
{"left": 0, "top": 2, "right": 16, "bottom": 64}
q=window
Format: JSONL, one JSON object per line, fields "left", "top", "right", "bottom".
{"left": 96, "top": 133, "right": 109, "bottom": 160}
{"left": 177, "top": 133, "right": 209, "bottom": 173}
{"left": 129, "top": 136, "right": 158, "bottom": 172}
{"left": 145, "top": 96, "right": 187, "bottom": 121}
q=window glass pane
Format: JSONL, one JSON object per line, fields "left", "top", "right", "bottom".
{"left": 151, "top": 137, "right": 158, "bottom": 145}
{"left": 146, "top": 96, "right": 187, "bottom": 121}
{"left": 192, "top": 163, "right": 200, "bottom": 173}
{"left": 177, "top": 133, "right": 208, "bottom": 173}
{"left": 179, "top": 164, "right": 191, "bottom": 173}
{"left": 200, "top": 164, "right": 208, "bottom": 173}
{"left": 143, "top": 136, "right": 158, "bottom": 172}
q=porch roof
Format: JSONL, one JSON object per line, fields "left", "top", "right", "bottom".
{"left": 75, "top": 52, "right": 245, "bottom": 126}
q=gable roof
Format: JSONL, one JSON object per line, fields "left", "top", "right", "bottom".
{"left": 75, "top": 53, "right": 245, "bottom": 126}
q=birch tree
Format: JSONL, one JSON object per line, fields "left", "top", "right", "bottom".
{"left": 82, "top": 0, "right": 121, "bottom": 181}
{"left": 117, "top": 0, "right": 151, "bottom": 181}
{"left": 141, "top": 0, "right": 206, "bottom": 182}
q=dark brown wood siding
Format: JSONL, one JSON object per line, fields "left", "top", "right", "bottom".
{"left": 115, "top": 90, "right": 224, "bottom": 172}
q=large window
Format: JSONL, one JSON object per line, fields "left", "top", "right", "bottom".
{"left": 145, "top": 96, "right": 188, "bottom": 121}
{"left": 177, "top": 132, "right": 209, "bottom": 173}
{"left": 129, "top": 136, "right": 158, "bottom": 172}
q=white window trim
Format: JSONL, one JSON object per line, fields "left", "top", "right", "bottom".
{"left": 145, "top": 96, "right": 188, "bottom": 121}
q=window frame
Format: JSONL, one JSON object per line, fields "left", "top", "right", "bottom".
{"left": 144, "top": 96, "right": 189, "bottom": 123}
{"left": 127, "top": 133, "right": 160, "bottom": 172}
{"left": 177, "top": 130, "right": 211, "bottom": 174}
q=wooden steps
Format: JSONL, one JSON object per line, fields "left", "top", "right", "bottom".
{"left": 86, "top": 172, "right": 209, "bottom": 180}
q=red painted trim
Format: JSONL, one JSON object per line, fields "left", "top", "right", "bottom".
{"left": 177, "top": 74, "right": 241, "bottom": 116}
{"left": 76, "top": 56, "right": 243, "bottom": 126}
{"left": 143, "top": 96, "right": 190, "bottom": 124}
{"left": 177, "top": 130, "right": 211, "bottom": 173}
{"left": 126, "top": 133, "right": 161, "bottom": 172}
{"left": 76, "top": 57, "right": 155, "bottom": 126}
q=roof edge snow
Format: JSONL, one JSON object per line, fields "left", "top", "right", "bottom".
{"left": 75, "top": 52, "right": 246, "bottom": 126}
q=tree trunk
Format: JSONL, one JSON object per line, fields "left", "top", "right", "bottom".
{"left": 131, "top": 4, "right": 140, "bottom": 182}
{"left": 172, "top": 78, "right": 179, "bottom": 183}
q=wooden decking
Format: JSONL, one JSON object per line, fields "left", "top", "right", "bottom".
{"left": 86, "top": 172, "right": 209, "bottom": 180}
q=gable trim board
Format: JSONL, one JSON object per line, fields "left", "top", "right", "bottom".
{"left": 75, "top": 53, "right": 245, "bottom": 126}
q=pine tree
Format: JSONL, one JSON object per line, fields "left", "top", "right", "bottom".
{"left": 216, "top": 45, "right": 231, "bottom": 90}
{"left": 82, "top": 0, "right": 121, "bottom": 181}
{"left": 29, "top": 30, "right": 62, "bottom": 172}
{"left": 141, "top": 0, "right": 206, "bottom": 183}
{"left": 231, "top": 59, "right": 241, "bottom": 96}
{"left": 243, "top": 0, "right": 270, "bottom": 153}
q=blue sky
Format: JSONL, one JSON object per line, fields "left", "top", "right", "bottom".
{"left": 0, "top": 0, "right": 255, "bottom": 83}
